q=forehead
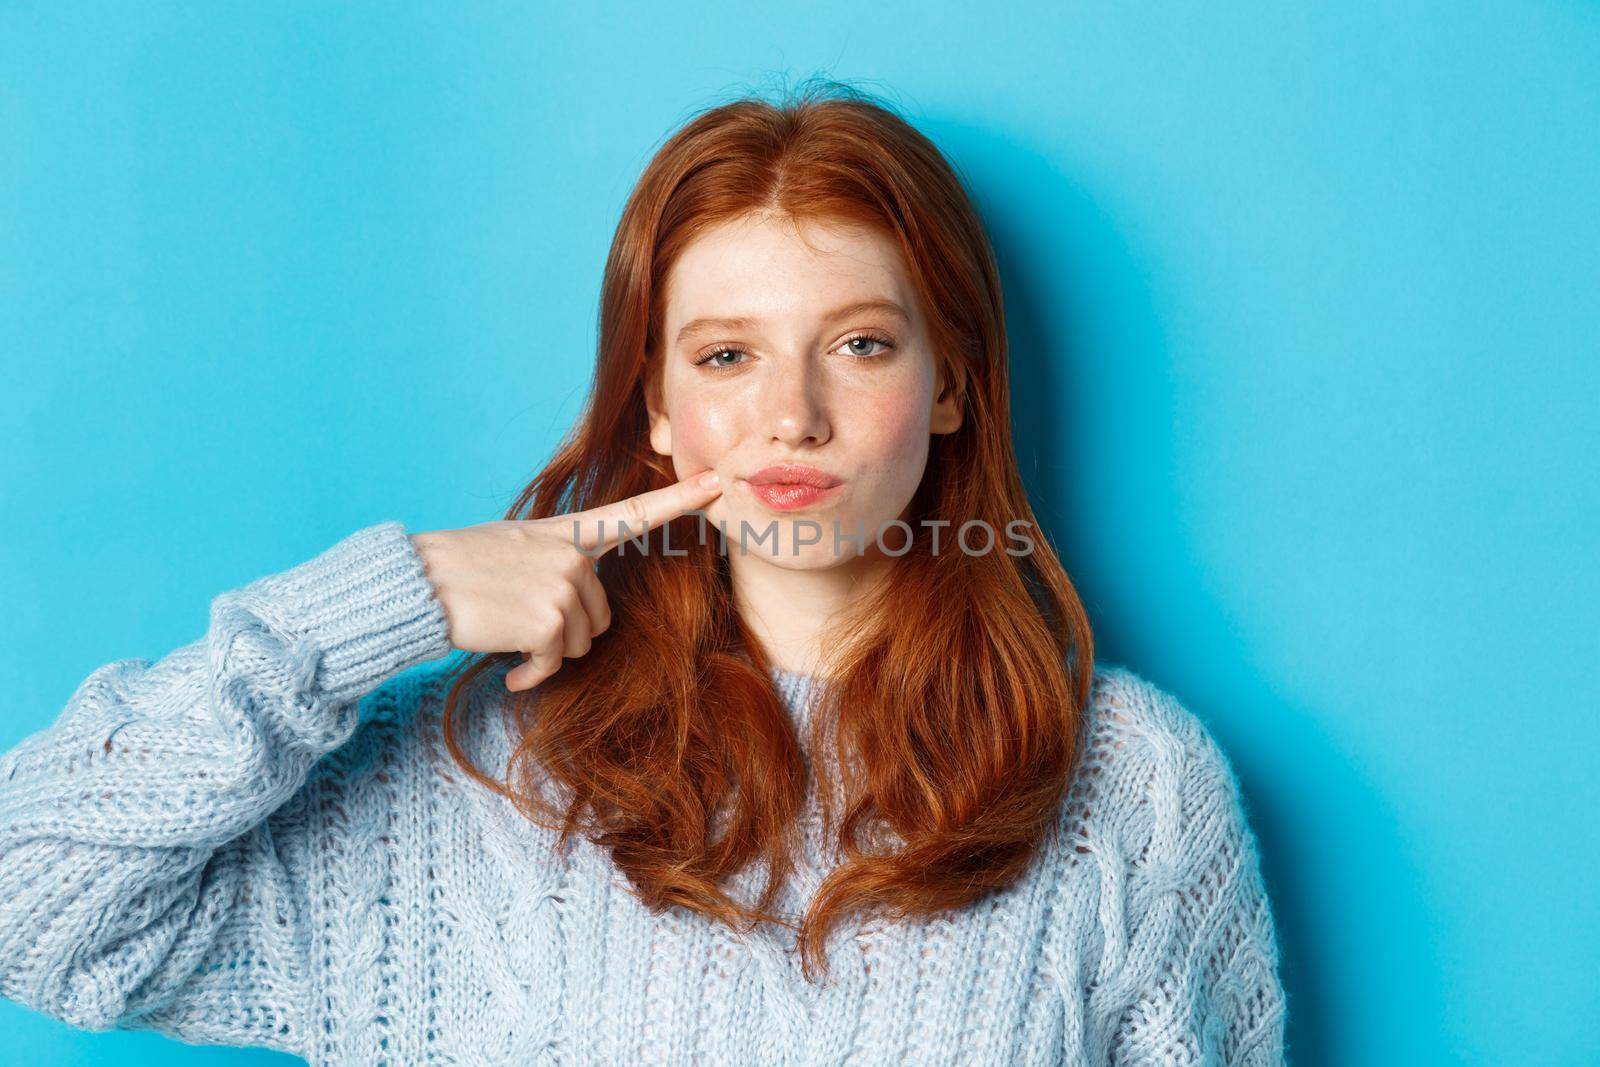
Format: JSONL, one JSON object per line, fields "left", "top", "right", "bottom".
{"left": 662, "top": 213, "right": 914, "bottom": 321}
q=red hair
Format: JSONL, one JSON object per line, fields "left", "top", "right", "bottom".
{"left": 437, "top": 77, "right": 1095, "bottom": 984}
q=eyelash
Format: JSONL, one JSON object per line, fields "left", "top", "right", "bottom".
{"left": 692, "top": 330, "right": 896, "bottom": 371}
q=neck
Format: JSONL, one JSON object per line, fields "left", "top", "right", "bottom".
{"left": 727, "top": 544, "right": 894, "bottom": 676}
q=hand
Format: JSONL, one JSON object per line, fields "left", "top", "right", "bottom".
{"left": 409, "top": 470, "right": 723, "bottom": 692}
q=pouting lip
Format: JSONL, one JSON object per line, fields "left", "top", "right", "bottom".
{"left": 745, "top": 464, "right": 843, "bottom": 488}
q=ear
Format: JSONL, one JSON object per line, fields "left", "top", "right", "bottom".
{"left": 645, "top": 370, "right": 674, "bottom": 457}
{"left": 930, "top": 360, "right": 965, "bottom": 435}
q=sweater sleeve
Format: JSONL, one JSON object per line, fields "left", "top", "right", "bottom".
{"left": 1107, "top": 696, "right": 1289, "bottom": 1066}
{"left": 0, "top": 520, "right": 454, "bottom": 1057}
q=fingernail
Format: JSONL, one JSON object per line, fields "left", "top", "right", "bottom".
{"left": 697, "top": 470, "right": 721, "bottom": 490}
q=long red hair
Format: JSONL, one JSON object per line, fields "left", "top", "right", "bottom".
{"left": 437, "top": 77, "right": 1095, "bottom": 984}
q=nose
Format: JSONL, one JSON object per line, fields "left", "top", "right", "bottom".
{"left": 761, "top": 355, "right": 831, "bottom": 448}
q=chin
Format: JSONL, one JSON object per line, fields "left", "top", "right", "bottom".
{"left": 715, "top": 509, "right": 877, "bottom": 567}
{"left": 755, "top": 546, "right": 864, "bottom": 570}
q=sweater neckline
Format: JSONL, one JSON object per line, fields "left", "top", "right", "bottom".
{"left": 767, "top": 664, "right": 825, "bottom": 722}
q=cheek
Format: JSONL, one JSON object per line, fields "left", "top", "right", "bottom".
{"left": 859, "top": 396, "right": 933, "bottom": 494}
{"left": 665, "top": 397, "right": 740, "bottom": 465}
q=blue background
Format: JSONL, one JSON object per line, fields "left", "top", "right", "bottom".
{"left": 2, "top": 3, "right": 1595, "bottom": 1065}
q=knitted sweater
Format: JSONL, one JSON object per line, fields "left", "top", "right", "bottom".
{"left": 0, "top": 520, "right": 1288, "bottom": 1066}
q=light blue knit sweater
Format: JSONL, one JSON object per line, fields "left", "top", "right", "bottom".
{"left": 0, "top": 520, "right": 1287, "bottom": 1065}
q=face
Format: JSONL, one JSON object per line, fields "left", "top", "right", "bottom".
{"left": 646, "top": 211, "right": 963, "bottom": 569}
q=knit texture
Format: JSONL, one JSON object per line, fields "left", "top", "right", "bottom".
{"left": 0, "top": 521, "right": 1288, "bottom": 1065}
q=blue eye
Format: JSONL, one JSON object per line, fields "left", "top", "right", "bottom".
{"left": 691, "top": 331, "right": 896, "bottom": 372}
{"left": 836, "top": 332, "right": 895, "bottom": 358}
{"left": 693, "top": 345, "right": 751, "bottom": 370}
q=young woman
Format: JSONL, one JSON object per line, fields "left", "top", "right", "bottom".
{"left": 0, "top": 81, "right": 1288, "bottom": 1065}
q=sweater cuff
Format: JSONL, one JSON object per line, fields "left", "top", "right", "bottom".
{"left": 241, "top": 520, "right": 454, "bottom": 708}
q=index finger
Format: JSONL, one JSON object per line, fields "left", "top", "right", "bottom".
{"left": 568, "top": 470, "right": 723, "bottom": 556}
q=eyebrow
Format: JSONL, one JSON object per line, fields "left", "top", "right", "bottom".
{"left": 673, "top": 298, "right": 910, "bottom": 345}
